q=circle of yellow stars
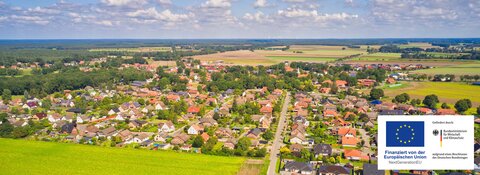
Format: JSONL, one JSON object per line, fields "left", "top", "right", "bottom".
{"left": 396, "top": 124, "right": 415, "bottom": 144}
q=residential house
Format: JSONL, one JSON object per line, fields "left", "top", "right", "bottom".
{"left": 158, "top": 121, "right": 175, "bottom": 132}
{"left": 283, "top": 161, "right": 314, "bottom": 175}
{"left": 313, "top": 144, "right": 332, "bottom": 157}
{"left": 187, "top": 124, "right": 204, "bottom": 135}
{"left": 129, "top": 120, "right": 148, "bottom": 129}
{"left": 246, "top": 128, "right": 262, "bottom": 139}
{"left": 317, "top": 165, "right": 350, "bottom": 175}
{"left": 171, "top": 133, "right": 190, "bottom": 145}
{"left": 362, "top": 163, "right": 384, "bottom": 175}
{"left": 437, "top": 109, "right": 456, "bottom": 115}
{"left": 344, "top": 149, "right": 369, "bottom": 161}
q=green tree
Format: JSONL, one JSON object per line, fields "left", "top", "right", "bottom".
{"left": 12, "top": 126, "right": 29, "bottom": 138}
{"left": 411, "top": 99, "right": 421, "bottom": 107}
{"left": 454, "top": 99, "right": 472, "bottom": 114}
{"left": 2, "top": 89, "right": 12, "bottom": 102}
{"left": 192, "top": 135, "right": 204, "bottom": 148}
{"left": 423, "top": 94, "right": 439, "bottom": 109}
{"left": 394, "top": 93, "right": 410, "bottom": 103}
{"left": 441, "top": 103, "right": 449, "bottom": 109}
{"left": 477, "top": 106, "right": 480, "bottom": 115}
{"left": 261, "top": 130, "right": 274, "bottom": 141}
{"left": 235, "top": 137, "right": 251, "bottom": 153}
{"left": 369, "top": 88, "right": 384, "bottom": 100}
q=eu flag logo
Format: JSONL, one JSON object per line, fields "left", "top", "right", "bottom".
{"left": 386, "top": 121, "right": 424, "bottom": 147}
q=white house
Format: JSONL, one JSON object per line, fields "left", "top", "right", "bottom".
{"left": 187, "top": 124, "right": 204, "bottom": 135}
{"left": 158, "top": 121, "right": 175, "bottom": 133}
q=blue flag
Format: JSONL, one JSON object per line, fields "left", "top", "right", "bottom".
{"left": 386, "top": 121, "right": 424, "bottom": 147}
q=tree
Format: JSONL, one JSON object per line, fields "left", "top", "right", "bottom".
{"left": 423, "top": 94, "right": 439, "bottom": 109}
{"left": 2, "top": 89, "right": 12, "bottom": 102}
{"left": 192, "top": 135, "right": 204, "bottom": 148}
{"left": 411, "top": 99, "right": 421, "bottom": 107}
{"left": 235, "top": 137, "right": 251, "bottom": 153}
{"left": 213, "top": 112, "right": 220, "bottom": 120}
{"left": 262, "top": 130, "right": 274, "bottom": 141}
{"left": 441, "top": 103, "right": 449, "bottom": 109}
{"left": 12, "top": 126, "right": 29, "bottom": 138}
{"left": 369, "top": 88, "right": 384, "bottom": 100}
{"left": 394, "top": 93, "right": 410, "bottom": 103}
{"left": 454, "top": 99, "right": 472, "bottom": 114}
{"left": 477, "top": 106, "right": 480, "bottom": 115}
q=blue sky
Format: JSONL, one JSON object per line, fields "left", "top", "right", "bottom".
{"left": 0, "top": 0, "right": 479, "bottom": 39}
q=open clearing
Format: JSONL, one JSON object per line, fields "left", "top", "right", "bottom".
{"left": 411, "top": 62, "right": 480, "bottom": 76}
{"left": 0, "top": 139, "right": 245, "bottom": 175}
{"left": 398, "top": 42, "right": 441, "bottom": 49}
{"left": 383, "top": 81, "right": 480, "bottom": 106}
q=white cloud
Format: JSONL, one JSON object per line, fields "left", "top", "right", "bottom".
{"left": 94, "top": 20, "right": 115, "bottom": 26}
{"left": 201, "top": 0, "right": 231, "bottom": 8}
{"left": 10, "top": 15, "right": 50, "bottom": 25}
{"left": 278, "top": 8, "right": 318, "bottom": 18}
{"left": 27, "top": 7, "right": 61, "bottom": 14}
{"left": 157, "top": 0, "right": 172, "bottom": 5}
{"left": 254, "top": 0, "right": 268, "bottom": 8}
{"left": 243, "top": 11, "right": 273, "bottom": 23}
{"left": 101, "top": 0, "right": 147, "bottom": 6}
{"left": 128, "top": 8, "right": 193, "bottom": 23}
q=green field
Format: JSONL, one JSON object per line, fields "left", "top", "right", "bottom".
{"left": 266, "top": 56, "right": 337, "bottom": 62}
{"left": 411, "top": 63, "right": 480, "bottom": 76}
{"left": 0, "top": 139, "right": 245, "bottom": 175}
{"left": 384, "top": 82, "right": 480, "bottom": 105}
{"left": 352, "top": 53, "right": 401, "bottom": 61}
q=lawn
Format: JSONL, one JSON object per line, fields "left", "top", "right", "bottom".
{"left": 0, "top": 139, "right": 245, "bottom": 175}
{"left": 383, "top": 82, "right": 480, "bottom": 105}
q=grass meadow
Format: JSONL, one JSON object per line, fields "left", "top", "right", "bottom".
{"left": 383, "top": 82, "right": 480, "bottom": 105}
{"left": 411, "top": 62, "right": 480, "bottom": 76}
{"left": 0, "top": 138, "right": 245, "bottom": 175}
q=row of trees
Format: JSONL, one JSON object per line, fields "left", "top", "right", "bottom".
{"left": 0, "top": 68, "right": 152, "bottom": 98}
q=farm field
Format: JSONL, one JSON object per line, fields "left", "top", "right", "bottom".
{"left": 351, "top": 53, "right": 401, "bottom": 61}
{"left": 193, "top": 45, "right": 368, "bottom": 65}
{"left": 411, "top": 62, "right": 480, "bottom": 76}
{"left": 0, "top": 139, "right": 245, "bottom": 175}
{"left": 383, "top": 81, "right": 480, "bottom": 106}
{"left": 397, "top": 42, "right": 441, "bottom": 49}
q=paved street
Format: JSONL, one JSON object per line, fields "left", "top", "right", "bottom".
{"left": 267, "top": 92, "right": 290, "bottom": 175}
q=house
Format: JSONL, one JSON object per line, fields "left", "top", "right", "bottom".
{"left": 158, "top": 121, "right": 175, "bottom": 133}
{"left": 337, "top": 127, "right": 356, "bottom": 137}
{"left": 48, "top": 113, "right": 62, "bottom": 123}
{"left": 290, "top": 132, "right": 306, "bottom": 145}
{"left": 362, "top": 163, "right": 384, "bottom": 175}
{"left": 283, "top": 161, "right": 314, "bottom": 175}
{"left": 99, "top": 127, "right": 117, "bottom": 138}
{"left": 76, "top": 115, "right": 92, "bottom": 123}
{"left": 418, "top": 107, "right": 434, "bottom": 114}
{"left": 187, "top": 106, "right": 201, "bottom": 114}
{"left": 223, "top": 139, "right": 236, "bottom": 149}
{"left": 379, "top": 110, "right": 404, "bottom": 115}
{"left": 342, "top": 136, "right": 358, "bottom": 147}
{"left": 260, "top": 106, "right": 273, "bottom": 115}
{"left": 199, "top": 118, "right": 218, "bottom": 127}
{"left": 187, "top": 124, "right": 204, "bottom": 135}
{"left": 318, "top": 165, "right": 350, "bottom": 175}
{"left": 154, "top": 132, "right": 169, "bottom": 142}
{"left": 344, "top": 149, "right": 369, "bottom": 161}
{"left": 386, "top": 77, "right": 396, "bottom": 84}
{"left": 108, "top": 108, "right": 120, "bottom": 115}
{"left": 215, "top": 127, "right": 234, "bottom": 138}
{"left": 323, "top": 110, "right": 338, "bottom": 118}
{"left": 200, "top": 132, "right": 210, "bottom": 142}
{"left": 313, "top": 144, "right": 332, "bottom": 157}
{"left": 437, "top": 109, "right": 456, "bottom": 115}
{"left": 171, "top": 133, "right": 190, "bottom": 145}
{"left": 320, "top": 88, "right": 331, "bottom": 94}
{"left": 117, "top": 130, "right": 133, "bottom": 142}
{"left": 32, "top": 113, "right": 47, "bottom": 120}
{"left": 131, "top": 132, "right": 153, "bottom": 143}
{"left": 128, "top": 120, "right": 148, "bottom": 129}
{"left": 289, "top": 143, "right": 303, "bottom": 155}
{"left": 246, "top": 128, "right": 262, "bottom": 139}
{"left": 60, "top": 123, "right": 78, "bottom": 134}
